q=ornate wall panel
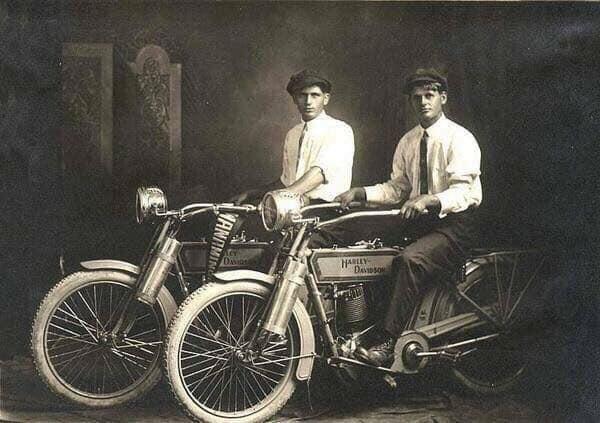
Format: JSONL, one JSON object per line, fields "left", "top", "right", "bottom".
{"left": 62, "top": 43, "right": 113, "bottom": 181}
{"left": 61, "top": 43, "right": 113, "bottom": 217}
{"left": 128, "top": 44, "right": 181, "bottom": 194}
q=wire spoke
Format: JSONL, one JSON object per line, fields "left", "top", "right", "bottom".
{"left": 51, "top": 343, "right": 97, "bottom": 367}
{"left": 187, "top": 358, "right": 231, "bottom": 395}
{"left": 53, "top": 308, "right": 98, "bottom": 333}
{"left": 241, "top": 363, "right": 282, "bottom": 385}
{"left": 185, "top": 328, "right": 233, "bottom": 349}
{"left": 239, "top": 300, "right": 262, "bottom": 343}
{"left": 78, "top": 288, "right": 105, "bottom": 332}
{"left": 243, "top": 364, "right": 270, "bottom": 400}
{"left": 47, "top": 329, "right": 97, "bottom": 346}
{"left": 110, "top": 347, "right": 154, "bottom": 369}
{"left": 178, "top": 291, "right": 295, "bottom": 414}
{"left": 60, "top": 301, "right": 99, "bottom": 341}
{"left": 105, "top": 289, "right": 131, "bottom": 328}
{"left": 126, "top": 328, "right": 159, "bottom": 340}
{"left": 493, "top": 255, "right": 505, "bottom": 319}
{"left": 507, "top": 257, "right": 546, "bottom": 323}
{"left": 209, "top": 302, "right": 240, "bottom": 348}
{"left": 504, "top": 253, "right": 520, "bottom": 320}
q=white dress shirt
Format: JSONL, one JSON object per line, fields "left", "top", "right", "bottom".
{"left": 364, "top": 114, "right": 482, "bottom": 217}
{"left": 280, "top": 111, "right": 354, "bottom": 201}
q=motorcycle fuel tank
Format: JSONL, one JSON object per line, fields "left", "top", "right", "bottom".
{"left": 309, "top": 247, "right": 399, "bottom": 284}
{"left": 179, "top": 241, "right": 271, "bottom": 275}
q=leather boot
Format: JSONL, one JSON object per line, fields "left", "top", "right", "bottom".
{"left": 354, "top": 338, "right": 395, "bottom": 367}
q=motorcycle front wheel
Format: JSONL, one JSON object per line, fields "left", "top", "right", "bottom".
{"left": 31, "top": 270, "right": 177, "bottom": 407}
{"left": 164, "top": 281, "right": 300, "bottom": 423}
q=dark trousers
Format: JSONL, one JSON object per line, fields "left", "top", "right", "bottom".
{"left": 383, "top": 209, "right": 479, "bottom": 337}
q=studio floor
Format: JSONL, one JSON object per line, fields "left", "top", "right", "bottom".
{"left": 0, "top": 353, "right": 593, "bottom": 423}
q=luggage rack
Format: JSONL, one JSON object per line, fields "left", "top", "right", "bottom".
{"left": 453, "top": 248, "right": 547, "bottom": 328}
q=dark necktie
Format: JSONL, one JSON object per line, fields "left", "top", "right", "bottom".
{"left": 296, "top": 123, "right": 308, "bottom": 167}
{"left": 419, "top": 130, "right": 429, "bottom": 194}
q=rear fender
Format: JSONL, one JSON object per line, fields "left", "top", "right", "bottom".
{"left": 213, "top": 269, "right": 315, "bottom": 381}
{"left": 411, "top": 259, "right": 485, "bottom": 329}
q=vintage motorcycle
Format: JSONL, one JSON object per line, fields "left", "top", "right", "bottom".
{"left": 163, "top": 190, "right": 548, "bottom": 423}
{"left": 31, "top": 187, "right": 274, "bottom": 407}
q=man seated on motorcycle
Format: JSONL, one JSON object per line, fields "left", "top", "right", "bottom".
{"left": 335, "top": 68, "right": 482, "bottom": 367}
{"left": 231, "top": 69, "right": 354, "bottom": 205}
{"left": 230, "top": 69, "right": 355, "bottom": 245}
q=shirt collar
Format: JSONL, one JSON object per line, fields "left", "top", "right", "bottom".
{"left": 420, "top": 113, "right": 446, "bottom": 137}
{"left": 302, "top": 110, "right": 328, "bottom": 127}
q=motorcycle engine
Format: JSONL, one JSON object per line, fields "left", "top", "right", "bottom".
{"left": 337, "top": 284, "right": 369, "bottom": 333}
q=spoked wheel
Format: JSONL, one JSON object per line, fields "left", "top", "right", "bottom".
{"left": 31, "top": 270, "right": 176, "bottom": 407}
{"left": 164, "top": 282, "right": 300, "bottom": 423}
{"left": 432, "top": 251, "right": 546, "bottom": 394}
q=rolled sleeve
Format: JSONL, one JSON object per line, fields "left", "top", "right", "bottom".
{"left": 280, "top": 132, "right": 293, "bottom": 186}
{"left": 434, "top": 133, "right": 481, "bottom": 216}
{"left": 312, "top": 124, "right": 354, "bottom": 185}
{"left": 365, "top": 138, "right": 411, "bottom": 205}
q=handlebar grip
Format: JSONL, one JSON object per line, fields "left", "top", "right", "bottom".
{"left": 347, "top": 201, "right": 365, "bottom": 209}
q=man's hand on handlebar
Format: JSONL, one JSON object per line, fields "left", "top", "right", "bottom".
{"left": 399, "top": 194, "right": 440, "bottom": 219}
{"left": 334, "top": 187, "right": 367, "bottom": 209}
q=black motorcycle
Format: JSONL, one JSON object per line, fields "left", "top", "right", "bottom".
{"left": 163, "top": 190, "right": 548, "bottom": 423}
{"left": 31, "top": 187, "right": 272, "bottom": 407}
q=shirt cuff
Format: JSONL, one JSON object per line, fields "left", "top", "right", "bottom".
{"left": 434, "top": 191, "right": 454, "bottom": 218}
{"left": 364, "top": 185, "right": 384, "bottom": 203}
{"left": 312, "top": 166, "right": 328, "bottom": 184}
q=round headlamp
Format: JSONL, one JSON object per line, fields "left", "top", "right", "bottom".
{"left": 136, "top": 186, "right": 168, "bottom": 224}
{"left": 260, "top": 190, "right": 305, "bottom": 232}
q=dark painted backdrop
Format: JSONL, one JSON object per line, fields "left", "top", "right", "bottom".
{"left": 55, "top": 1, "right": 600, "bottom": 248}
{"left": 2, "top": 3, "right": 600, "bottom": 411}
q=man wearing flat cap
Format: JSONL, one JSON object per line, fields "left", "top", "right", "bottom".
{"left": 336, "top": 68, "right": 482, "bottom": 367}
{"left": 231, "top": 69, "right": 354, "bottom": 209}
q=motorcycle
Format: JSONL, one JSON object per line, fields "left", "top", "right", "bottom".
{"left": 31, "top": 186, "right": 273, "bottom": 407}
{"left": 163, "top": 190, "right": 548, "bottom": 423}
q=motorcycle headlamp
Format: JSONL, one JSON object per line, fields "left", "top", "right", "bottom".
{"left": 260, "top": 190, "right": 305, "bottom": 232}
{"left": 136, "top": 186, "right": 168, "bottom": 224}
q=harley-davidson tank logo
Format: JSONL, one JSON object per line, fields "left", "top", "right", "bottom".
{"left": 340, "top": 257, "right": 387, "bottom": 274}
{"left": 180, "top": 243, "right": 268, "bottom": 274}
{"left": 311, "top": 249, "right": 397, "bottom": 282}
{"left": 220, "top": 248, "right": 257, "bottom": 266}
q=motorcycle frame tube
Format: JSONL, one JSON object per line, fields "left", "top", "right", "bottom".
{"left": 212, "top": 269, "right": 315, "bottom": 380}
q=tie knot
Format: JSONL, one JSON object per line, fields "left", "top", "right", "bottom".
{"left": 422, "top": 130, "right": 428, "bottom": 139}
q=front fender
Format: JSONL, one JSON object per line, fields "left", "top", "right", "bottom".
{"left": 212, "top": 269, "right": 275, "bottom": 285}
{"left": 212, "top": 269, "right": 315, "bottom": 381}
{"left": 80, "top": 259, "right": 140, "bottom": 276}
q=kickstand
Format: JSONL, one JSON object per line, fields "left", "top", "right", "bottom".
{"left": 306, "top": 378, "right": 314, "bottom": 412}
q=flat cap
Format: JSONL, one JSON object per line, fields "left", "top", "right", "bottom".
{"left": 286, "top": 69, "right": 332, "bottom": 95}
{"left": 403, "top": 68, "right": 448, "bottom": 94}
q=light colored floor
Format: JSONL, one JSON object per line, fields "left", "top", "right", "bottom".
{"left": 0, "top": 356, "right": 572, "bottom": 423}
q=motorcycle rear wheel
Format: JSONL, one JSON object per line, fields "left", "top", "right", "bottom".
{"left": 432, "top": 253, "right": 544, "bottom": 394}
{"left": 31, "top": 270, "right": 177, "bottom": 407}
{"left": 164, "top": 281, "right": 300, "bottom": 423}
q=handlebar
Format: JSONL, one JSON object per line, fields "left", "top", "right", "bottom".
{"left": 315, "top": 208, "right": 402, "bottom": 230}
{"left": 293, "top": 201, "right": 403, "bottom": 230}
{"left": 158, "top": 202, "right": 258, "bottom": 221}
{"left": 299, "top": 201, "right": 365, "bottom": 214}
